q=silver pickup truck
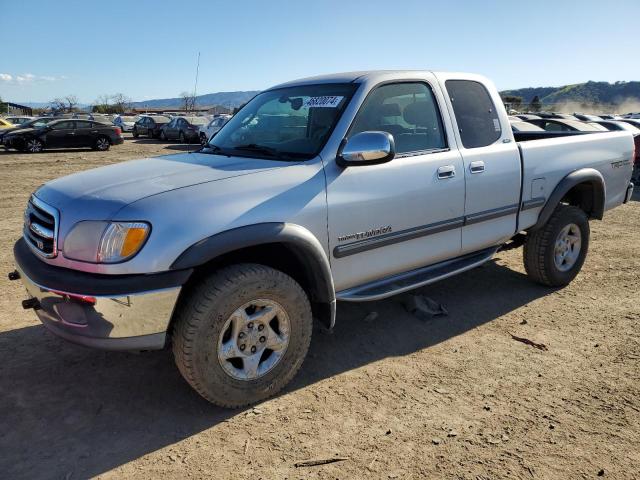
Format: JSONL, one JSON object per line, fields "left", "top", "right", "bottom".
{"left": 11, "top": 71, "right": 635, "bottom": 407}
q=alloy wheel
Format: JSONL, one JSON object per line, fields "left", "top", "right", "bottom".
{"left": 217, "top": 299, "right": 291, "bottom": 381}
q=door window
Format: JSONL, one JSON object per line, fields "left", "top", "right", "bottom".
{"left": 349, "top": 82, "right": 446, "bottom": 155}
{"left": 51, "top": 121, "right": 75, "bottom": 130}
{"left": 445, "top": 80, "right": 502, "bottom": 148}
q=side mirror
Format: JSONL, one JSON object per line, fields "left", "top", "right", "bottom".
{"left": 337, "top": 131, "right": 395, "bottom": 167}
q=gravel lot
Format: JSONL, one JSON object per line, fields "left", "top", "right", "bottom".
{"left": 0, "top": 136, "right": 638, "bottom": 479}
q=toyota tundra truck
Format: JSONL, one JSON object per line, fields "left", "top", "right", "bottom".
{"left": 10, "top": 71, "right": 635, "bottom": 407}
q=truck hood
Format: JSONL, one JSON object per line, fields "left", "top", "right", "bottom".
{"left": 35, "top": 152, "right": 287, "bottom": 219}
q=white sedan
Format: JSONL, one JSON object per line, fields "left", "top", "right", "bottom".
{"left": 199, "top": 115, "right": 231, "bottom": 145}
{"left": 113, "top": 115, "right": 139, "bottom": 132}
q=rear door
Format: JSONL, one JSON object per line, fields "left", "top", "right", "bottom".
{"left": 74, "top": 120, "right": 94, "bottom": 147}
{"left": 438, "top": 75, "right": 522, "bottom": 254}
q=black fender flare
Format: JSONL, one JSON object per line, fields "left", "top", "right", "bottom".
{"left": 171, "top": 223, "right": 336, "bottom": 328}
{"left": 532, "top": 168, "right": 605, "bottom": 230}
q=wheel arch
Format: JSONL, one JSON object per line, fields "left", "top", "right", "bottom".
{"left": 531, "top": 168, "right": 605, "bottom": 231}
{"left": 170, "top": 223, "right": 336, "bottom": 329}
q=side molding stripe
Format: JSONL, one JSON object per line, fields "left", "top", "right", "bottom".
{"left": 333, "top": 201, "right": 541, "bottom": 259}
{"left": 521, "top": 197, "right": 546, "bottom": 211}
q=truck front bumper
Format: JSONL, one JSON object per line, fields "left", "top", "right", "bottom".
{"left": 13, "top": 239, "right": 192, "bottom": 351}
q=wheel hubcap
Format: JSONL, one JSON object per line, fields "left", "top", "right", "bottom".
{"left": 554, "top": 223, "right": 582, "bottom": 272}
{"left": 217, "top": 299, "right": 290, "bottom": 381}
{"left": 97, "top": 138, "right": 108, "bottom": 149}
{"left": 28, "top": 140, "right": 41, "bottom": 152}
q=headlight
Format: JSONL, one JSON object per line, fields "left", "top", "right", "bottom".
{"left": 64, "top": 221, "right": 150, "bottom": 263}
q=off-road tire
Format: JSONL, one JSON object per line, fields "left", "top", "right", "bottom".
{"left": 172, "top": 263, "right": 313, "bottom": 408}
{"left": 524, "top": 205, "right": 589, "bottom": 287}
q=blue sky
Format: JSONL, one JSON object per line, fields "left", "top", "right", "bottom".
{"left": 2, "top": 0, "right": 639, "bottom": 103}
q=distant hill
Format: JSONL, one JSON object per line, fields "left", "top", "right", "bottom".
{"left": 500, "top": 81, "right": 640, "bottom": 106}
{"left": 129, "top": 91, "right": 259, "bottom": 109}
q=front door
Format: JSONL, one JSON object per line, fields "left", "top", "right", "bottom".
{"left": 45, "top": 120, "right": 76, "bottom": 148}
{"left": 325, "top": 80, "right": 466, "bottom": 291}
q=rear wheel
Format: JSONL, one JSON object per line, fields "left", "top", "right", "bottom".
{"left": 94, "top": 136, "right": 110, "bottom": 151}
{"left": 26, "top": 138, "right": 44, "bottom": 153}
{"left": 172, "top": 264, "right": 313, "bottom": 408}
{"left": 524, "top": 205, "right": 589, "bottom": 287}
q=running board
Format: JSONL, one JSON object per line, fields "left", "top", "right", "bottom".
{"left": 335, "top": 247, "right": 498, "bottom": 302}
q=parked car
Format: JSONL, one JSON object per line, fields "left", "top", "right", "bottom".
{"left": 3, "top": 119, "right": 123, "bottom": 153}
{"left": 598, "top": 114, "right": 621, "bottom": 120}
{"left": 199, "top": 114, "right": 231, "bottom": 145}
{"left": 0, "top": 118, "right": 14, "bottom": 129}
{"left": 113, "top": 115, "right": 138, "bottom": 132}
{"left": 510, "top": 120, "right": 545, "bottom": 132}
{"left": 4, "top": 116, "right": 33, "bottom": 125}
{"left": 616, "top": 118, "right": 640, "bottom": 130}
{"left": 159, "top": 116, "right": 208, "bottom": 142}
{"left": 573, "top": 113, "right": 603, "bottom": 122}
{"left": 132, "top": 115, "right": 170, "bottom": 139}
{"left": 514, "top": 114, "right": 541, "bottom": 121}
{"left": 527, "top": 118, "right": 607, "bottom": 132}
{"left": 9, "top": 70, "right": 634, "bottom": 408}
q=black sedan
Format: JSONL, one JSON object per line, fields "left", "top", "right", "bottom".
{"left": 159, "top": 116, "right": 208, "bottom": 143}
{"left": 3, "top": 119, "right": 124, "bottom": 153}
{"left": 132, "top": 115, "right": 170, "bottom": 139}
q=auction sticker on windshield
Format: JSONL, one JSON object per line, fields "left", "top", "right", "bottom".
{"left": 303, "top": 96, "right": 344, "bottom": 108}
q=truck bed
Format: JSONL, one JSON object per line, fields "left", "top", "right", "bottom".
{"left": 516, "top": 130, "right": 634, "bottom": 231}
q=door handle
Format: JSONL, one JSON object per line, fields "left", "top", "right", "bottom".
{"left": 68, "top": 132, "right": 76, "bottom": 135}
{"left": 469, "top": 161, "right": 485, "bottom": 174}
{"left": 437, "top": 165, "right": 456, "bottom": 179}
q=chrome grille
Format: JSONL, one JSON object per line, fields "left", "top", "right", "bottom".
{"left": 23, "top": 195, "right": 59, "bottom": 258}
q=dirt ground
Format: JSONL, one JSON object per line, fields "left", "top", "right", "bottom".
{"left": 0, "top": 136, "right": 638, "bottom": 480}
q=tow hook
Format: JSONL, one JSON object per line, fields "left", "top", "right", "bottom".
{"left": 22, "top": 298, "right": 41, "bottom": 310}
{"left": 8, "top": 270, "right": 20, "bottom": 281}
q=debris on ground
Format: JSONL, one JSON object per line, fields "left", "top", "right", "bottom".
{"left": 294, "top": 457, "right": 349, "bottom": 467}
{"left": 509, "top": 333, "right": 548, "bottom": 351}
{"left": 432, "top": 437, "right": 442, "bottom": 445}
{"left": 400, "top": 294, "right": 448, "bottom": 320}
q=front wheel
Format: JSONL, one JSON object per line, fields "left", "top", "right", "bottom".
{"left": 26, "top": 138, "right": 44, "bottom": 153}
{"left": 524, "top": 205, "right": 589, "bottom": 287}
{"left": 172, "top": 264, "right": 313, "bottom": 408}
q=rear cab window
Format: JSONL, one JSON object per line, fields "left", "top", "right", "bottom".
{"left": 445, "top": 80, "right": 502, "bottom": 148}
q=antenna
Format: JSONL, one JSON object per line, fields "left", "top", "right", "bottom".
{"left": 189, "top": 51, "right": 201, "bottom": 153}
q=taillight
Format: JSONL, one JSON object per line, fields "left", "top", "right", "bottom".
{"left": 115, "top": 127, "right": 122, "bottom": 135}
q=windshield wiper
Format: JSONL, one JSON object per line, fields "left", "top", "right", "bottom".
{"left": 232, "top": 143, "right": 280, "bottom": 157}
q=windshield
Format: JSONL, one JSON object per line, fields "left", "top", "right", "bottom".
{"left": 23, "top": 118, "right": 54, "bottom": 128}
{"left": 206, "top": 83, "right": 356, "bottom": 160}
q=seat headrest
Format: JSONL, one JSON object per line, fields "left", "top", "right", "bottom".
{"left": 403, "top": 101, "right": 432, "bottom": 127}
{"left": 378, "top": 103, "right": 401, "bottom": 117}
